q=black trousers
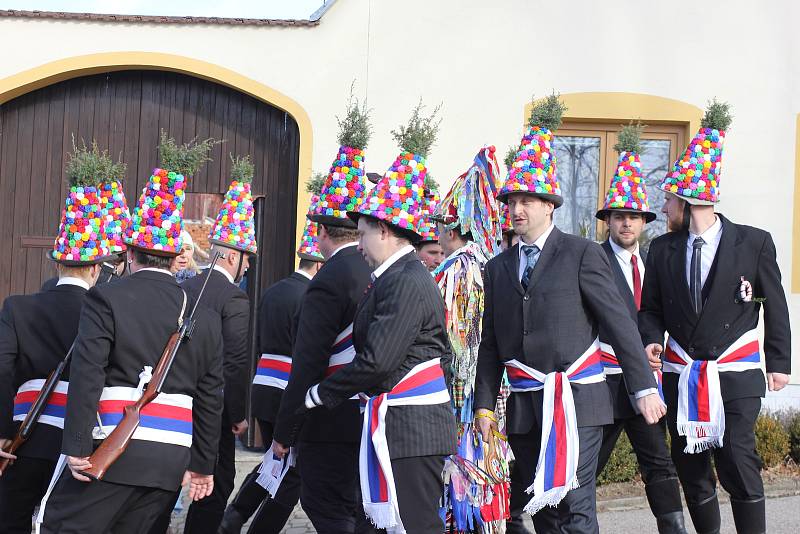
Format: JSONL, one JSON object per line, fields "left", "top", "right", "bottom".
{"left": 391, "top": 455, "right": 446, "bottom": 532}
{"left": 666, "top": 395, "right": 763, "bottom": 505}
{"left": 509, "top": 425, "right": 603, "bottom": 534}
{"left": 183, "top": 413, "right": 237, "bottom": 534}
{"left": 0, "top": 456, "right": 55, "bottom": 534}
{"left": 41, "top": 470, "right": 175, "bottom": 534}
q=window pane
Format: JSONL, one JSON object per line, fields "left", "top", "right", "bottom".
{"left": 638, "top": 139, "right": 671, "bottom": 249}
{"left": 552, "top": 136, "right": 601, "bottom": 240}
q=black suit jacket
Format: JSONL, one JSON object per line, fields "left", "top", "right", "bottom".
{"left": 475, "top": 228, "right": 657, "bottom": 433}
{"left": 600, "top": 240, "right": 648, "bottom": 419}
{"left": 182, "top": 269, "right": 250, "bottom": 424}
{"left": 61, "top": 270, "right": 224, "bottom": 491}
{"left": 251, "top": 272, "right": 310, "bottom": 422}
{"left": 0, "top": 283, "right": 87, "bottom": 461}
{"left": 273, "top": 245, "right": 372, "bottom": 445}
{"left": 317, "top": 250, "right": 457, "bottom": 459}
{"left": 639, "top": 215, "right": 791, "bottom": 402}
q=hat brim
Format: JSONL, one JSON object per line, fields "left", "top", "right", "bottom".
{"left": 207, "top": 238, "right": 258, "bottom": 255}
{"left": 595, "top": 208, "right": 657, "bottom": 223}
{"left": 347, "top": 212, "right": 421, "bottom": 243}
{"left": 496, "top": 191, "right": 563, "bottom": 208}
{"left": 309, "top": 213, "right": 357, "bottom": 228}
{"left": 664, "top": 190, "right": 716, "bottom": 206}
{"left": 297, "top": 251, "right": 325, "bottom": 262}
{"left": 125, "top": 243, "right": 181, "bottom": 258}
{"left": 48, "top": 250, "right": 119, "bottom": 266}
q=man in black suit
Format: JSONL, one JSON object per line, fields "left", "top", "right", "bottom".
{"left": 40, "top": 245, "right": 224, "bottom": 533}
{"left": 0, "top": 261, "right": 101, "bottom": 533}
{"left": 272, "top": 214, "right": 373, "bottom": 533}
{"left": 182, "top": 241, "right": 253, "bottom": 534}
{"left": 640, "top": 191, "right": 792, "bottom": 534}
{"left": 475, "top": 188, "right": 664, "bottom": 533}
{"left": 219, "top": 257, "right": 322, "bottom": 534}
{"left": 595, "top": 203, "right": 687, "bottom": 533}
{"left": 299, "top": 204, "right": 457, "bottom": 532}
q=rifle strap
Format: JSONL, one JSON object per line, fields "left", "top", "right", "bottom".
{"left": 177, "top": 290, "right": 188, "bottom": 328}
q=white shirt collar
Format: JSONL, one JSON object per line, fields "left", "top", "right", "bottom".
{"left": 518, "top": 222, "right": 555, "bottom": 260}
{"left": 329, "top": 242, "right": 358, "bottom": 260}
{"left": 56, "top": 277, "right": 90, "bottom": 290}
{"left": 295, "top": 269, "right": 313, "bottom": 281}
{"left": 608, "top": 238, "right": 640, "bottom": 265}
{"left": 139, "top": 267, "right": 174, "bottom": 276}
{"left": 689, "top": 215, "right": 723, "bottom": 245}
{"left": 212, "top": 263, "right": 236, "bottom": 285}
{"left": 372, "top": 244, "right": 415, "bottom": 280}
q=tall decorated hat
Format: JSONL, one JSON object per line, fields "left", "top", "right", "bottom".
{"left": 432, "top": 146, "right": 503, "bottom": 258}
{"left": 99, "top": 178, "right": 131, "bottom": 255}
{"left": 297, "top": 182, "right": 325, "bottom": 262}
{"left": 125, "top": 131, "right": 215, "bottom": 256}
{"left": 416, "top": 187, "right": 440, "bottom": 244}
{"left": 659, "top": 99, "right": 732, "bottom": 205}
{"left": 310, "top": 90, "right": 372, "bottom": 228}
{"left": 596, "top": 123, "right": 656, "bottom": 223}
{"left": 497, "top": 93, "right": 567, "bottom": 207}
{"left": 209, "top": 154, "right": 258, "bottom": 254}
{"left": 51, "top": 141, "right": 124, "bottom": 265}
{"left": 348, "top": 100, "right": 441, "bottom": 241}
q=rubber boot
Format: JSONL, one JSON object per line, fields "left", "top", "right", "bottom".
{"left": 217, "top": 507, "right": 246, "bottom": 534}
{"left": 645, "top": 478, "right": 688, "bottom": 534}
{"left": 730, "top": 497, "right": 766, "bottom": 534}
{"left": 655, "top": 511, "right": 689, "bottom": 534}
{"left": 245, "top": 499, "right": 295, "bottom": 534}
{"left": 686, "top": 493, "right": 721, "bottom": 534}
{"left": 217, "top": 469, "right": 266, "bottom": 534}
{"left": 506, "top": 514, "right": 533, "bottom": 534}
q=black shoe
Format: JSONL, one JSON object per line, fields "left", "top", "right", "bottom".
{"left": 687, "top": 493, "right": 721, "bottom": 534}
{"left": 217, "top": 507, "right": 246, "bottom": 534}
{"left": 730, "top": 497, "right": 766, "bottom": 534}
{"left": 655, "top": 511, "right": 689, "bottom": 534}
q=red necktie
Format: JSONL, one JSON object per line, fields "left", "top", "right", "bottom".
{"left": 631, "top": 255, "right": 642, "bottom": 310}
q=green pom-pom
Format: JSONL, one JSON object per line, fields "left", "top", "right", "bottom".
{"left": 701, "top": 98, "right": 733, "bottom": 132}
{"left": 336, "top": 82, "right": 372, "bottom": 150}
{"left": 229, "top": 153, "right": 254, "bottom": 183}
{"left": 390, "top": 98, "right": 442, "bottom": 158}
{"left": 306, "top": 171, "right": 327, "bottom": 195}
{"left": 613, "top": 121, "right": 646, "bottom": 154}
{"left": 158, "top": 130, "right": 218, "bottom": 177}
{"left": 65, "top": 136, "right": 126, "bottom": 187}
{"left": 528, "top": 92, "right": 567, "bottom": 132}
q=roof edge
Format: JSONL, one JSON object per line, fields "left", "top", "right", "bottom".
{"left": 0, "top": 9, "right": 320, "bottom": 27}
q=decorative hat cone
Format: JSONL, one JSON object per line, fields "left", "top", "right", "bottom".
{"left": 433, "top": 145, "right": 504, "bottom": 258}
{"left": 497, "top": 93, "right": 567, "bottom": 206}
{"left": 348, "top": 100, "right": 441, "bottom": 241}
{"left": 596, "top": 123, "right": 656, "bottom": 223}
{"left": 99, "top": 178, "right": 131, "bottom": 255}
{"left": 125, "top": 131, "right": 215, "bottom": 256}
{"left": 659, "top": 99, "right": 732, "bottom": 205}
{"left": 497, "top": 146, "right": 517, "bottom": 236}
{"left": 416, "top": 188, "right": 440, "bottom": 244}
{"left": 310, "top": 89, "right": 372, "bottom": 228}
{"left": 297, "top": 194, "right": 325, "bottom": 261}
{"left": 52, "top": 141, "right": 124, "bottom": 265}
{"left": 209, "top": 154, "right": 258, "bottom": 254}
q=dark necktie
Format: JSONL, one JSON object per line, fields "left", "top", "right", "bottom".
{"left": 521, "top": 245, "right": 540, "bottom": 290}
{"left": 690, "top": 237, "right": 705, "bottom": 315}
{"left": 631, "top": 254, "right": 642, "bottom": 310}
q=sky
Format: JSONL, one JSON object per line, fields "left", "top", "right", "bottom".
{"left": 0, "top": 0, "right": 327, "bottom": 19}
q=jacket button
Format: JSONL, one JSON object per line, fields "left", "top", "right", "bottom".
{"left": 523, "top": 330, "right": 529, "bottom": 336}
{"left": 523, "top": 295, "right": 530, "bottom": 301}
{"left": 688, "top": 347, "right": 695, "bottom": 354}
{"left": 724, "top": 323, "right": 730, "bottom": 330}
{"left": 676, "top": 324, "right": 682, "bottom": 330}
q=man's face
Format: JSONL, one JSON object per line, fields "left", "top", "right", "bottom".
{"left": 607, "top": 212, "right": 645, "bottom": 249}
{"left": 417, "top": 242, "right": 444, "bottom": 271}
{"left": 508, "top": 194, "right": 553, "bottom": 238}
{"left": 357, "top": 217, "right": 386, "bottom": 268}
{"left": 662, "top": 193, "right": 686, "bottom": 232}
{"left": 237, "top": 252, "right": 250, "bottom": 279}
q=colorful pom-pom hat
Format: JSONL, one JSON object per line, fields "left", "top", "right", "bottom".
{"left": 99, "top": 180, "right": 131, "bottom": 255}
{"left": 416, "top": 191, "right": 440, "bottom": 244}
{"left": 51, "top": 183, "right": 117, "bottom": 265}
{"left": 499, "top": 203, "right": 513, "bottom": 235}
{"left": 310, "top": 145, "right": 369, "bottom": 228}
{"left": 297, "top": 194, "right": 325, "bottom": 262}
{"left": 497, "top": 126, "right": 562, "bottom": 207}
{"left": 659, "top": 99, "right": 732, "bottom": 206}
{"left": 432, "top": 146, "right": 503, "bottom": 258}
{"left": 347, "top": 151, "right": 427, "bottom": 241}
{"left": 596, "top": 125, "right": 656, "bottom": 222}
{"left": 208, "top": 178, "right": 258, "bottom": 255}
{"left": 124, "top": 168, "right": 187, "bottom": 256}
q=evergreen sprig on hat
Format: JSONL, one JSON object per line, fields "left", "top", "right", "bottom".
{"left": 311, "top": 87, "right": 372, "bottom": 227}
{"left": 597, "top": 122, "right": 655, "bottom": 222}
{"left": 158, "top": 130, "right": 217, "bottom": 177}
{"left": 209, "top": 153, "right": 258, "bottom": 254}
{"left": 659, "top": 98, "right": 732, "bottom": 205}
{"left": 497, "top": 92, "right": 567, "bottom": 205}
{"left": 306, "top": 171, "right": 327, "bottom": 196}
{"left": 390, "top": 99, "right": 442, "bottom": 158}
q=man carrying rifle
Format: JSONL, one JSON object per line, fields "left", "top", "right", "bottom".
{"left": 41, "top": 164, "right": 224, "bottom": 533}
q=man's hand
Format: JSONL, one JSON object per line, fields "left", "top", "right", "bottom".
{"left": 645, "top": 343, "right": 663, "bottom": 371}
{"left": 767, "top": 372, "right": 790, "bottom": 392}
{"left": 0, "top": 439, "right": 17, "bottom": 475}
{"left": 182, "top": 470, "right": 214, "bottom": 501}
{"left": 66, "top": 456, "right": 93, "bottom": 482}
{"left": 474, "top": 409, "right": 498, "bottom": 444}
{"left": 231, "top": 419, "right": 249, "bottom": 436}
{"left": 636, "top": 393, "right": 667, "bottom": 425}
{"left": 271, "top": 439, "right": 290, "bottom": 459}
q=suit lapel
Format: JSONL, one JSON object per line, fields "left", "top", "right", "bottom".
{"left": 502, "top": 245, "right": 525, "bottom": 296}
{"left": 602, "top": 240, "right": 637, "bottom": 318}
{"left": 667, "top": 231, "right": 696, "bottom": 323}
{"left": 527, "top": 227, "right": 563, "bottom": 294}
{"left": 693, "top": 215, "right": 740, "bottom": 335}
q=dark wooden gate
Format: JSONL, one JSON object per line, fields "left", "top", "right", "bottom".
{"left": 0, "top": 69, "right": 300, "bottom": 300}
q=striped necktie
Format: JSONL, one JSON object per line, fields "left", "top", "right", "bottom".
{"left": 521, "top": 245, "right": 540, "bottom": 290}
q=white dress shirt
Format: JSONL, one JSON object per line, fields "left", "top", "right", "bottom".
{"left": 213, "top": 263, "right": 236, "bottom": 285}
{"left": 295, "top": 269, "right": 313, "bottom": 281}
{"left": 517, "top": 223, "right": 556, "bottom": 281}
{"left": 139, "top": 267, "right": 174, "bottom": 277}
{"left": 686, "top": 215, "right": 723, "bottom": 289}
{"left": 56, "top": 277, "right": 91, "bottom": 290}
{"left": 608, "top": 238, "right": 645, "bottom": 294}
{"left": 372, "top": 244, "right": 415, "bottom": 280}
{"left": 329, "top": 242, "right": 358, "bottom": 261}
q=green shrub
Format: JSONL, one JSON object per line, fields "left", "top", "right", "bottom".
{"left": 786, "top": 412, "right": 800, "bottom": 464}
{"left": 597, "top": 433, "right": 638, "bottom": 485}
{"left": 754, "top": 413, "right": 789, "bottom": 468}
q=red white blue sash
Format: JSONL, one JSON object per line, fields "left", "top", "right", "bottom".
{"left": 326, "top": 324, "right": 355, "bottom": 376}
{"left": 13, "top": 379, "right": 69, "bottom": 429}
{"left": 253, "top": 354, "right": 291, "bottom": 389}
{"left": 599, "top": 343, "right": 664, "bottom": 401}
{"left": 504, "top": 340, "right": 605, "bottom": 514}
{"left": 92, "top": 386, "right": 194, "bottom": 447}
{"left": 360, "top": 358, "right": 451, "bottom": 533}
{"left": 662, "top": 329, "right": 761, "bottom": 453}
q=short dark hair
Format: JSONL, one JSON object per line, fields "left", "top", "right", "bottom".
{"left": 415, "top": 241, "right": 439, "bottom": 251}
{"left": 321, "top": 224, "right": 360, "bottom": 244}
{"left": 132, "top": 248, "right": 174, "bottom": 270}
{"left": 298, "top": 258, "right": 319, "bottom": 269}
{"left": 361, "top": 217, "right": 416, "bottom": 244}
